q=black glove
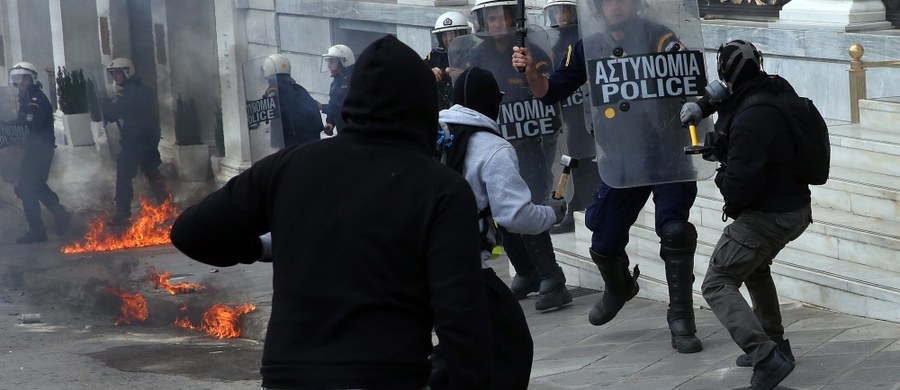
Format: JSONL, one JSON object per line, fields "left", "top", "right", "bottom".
{"left": 256, "top": 232, "right": 273, "bottom": 263}
{"left": 544, "top": 194, "right": 568, "bottom": 225}
{"left": 702, "top": 131, "right": 728, "bottom": 162}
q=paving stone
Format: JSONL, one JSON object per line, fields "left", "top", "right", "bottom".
{"left": 805, "top": 339, "right": 894, "bottom": 356}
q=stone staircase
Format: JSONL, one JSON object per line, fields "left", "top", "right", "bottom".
{"left": 547, "top": 97, "right": 900, "bottom": 323}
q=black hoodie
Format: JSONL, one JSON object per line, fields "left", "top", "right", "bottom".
{"left": 171, "top": 35, "right": 492, "bottom": 389}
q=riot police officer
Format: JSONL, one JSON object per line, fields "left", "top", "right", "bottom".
{"left": 512, "top": 0, "right": 703, "bottom": 353}
{"left": 103, "top": 58, "right": 168, "bottom": 226}
{"left": 263, "top": 53, "right": 324, "bottom": 147}
{"left": 321, "top": 45, "right": 355, "bottom": 136}
{"left": 8, "top": 61, "right": 71, "bottom": 243}
{"left": 426, "top": 11, "right": 471, "bottom": 110}
{"left": 467, "top": 0, "right": 573, "bottom": 312}
{"left": 542, "top": 0, "right": 602, "bottom": 234}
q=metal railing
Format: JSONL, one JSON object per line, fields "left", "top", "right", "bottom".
{"left": 848, "top": 43, "right": 900, "bottom": 124}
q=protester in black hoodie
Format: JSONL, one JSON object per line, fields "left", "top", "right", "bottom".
{"left": 681, "top": 40, "right": 811, "bottom": 390}
{"left": 170, "top": 35, "right": 493, "bottom": 390}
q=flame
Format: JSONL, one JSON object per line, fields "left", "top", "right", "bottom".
{"left": 62, "top": 196, "right": 177, "bottom": 254}
{"left": 174, "top": 303, "right": 256, "bottom": 339}
{"left": 146, "top": 267, "right": 204, "bottom": 295}
{"left": 103, "top": 286, "right": 148, "bottom": 326}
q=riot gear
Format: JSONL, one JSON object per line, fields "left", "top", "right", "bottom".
{"left": 433, "top": 11, "right": 471, "bottom": 51}
{"left": 106, "top": 57, "right": 135, "bottom": 81}
{"left": 321, "top": 45, "right": 355, "bottom": 73}
{"left": 9, "top": 62, "right": 39, "bottom": 87}
{"left": 543, "top": 0, "right": 578, "bottom": 28}
{"left": 471, "top": 0, "right": 517, "bottom": 37}
{"left": 263, "top": 53, "right": 291, "bottom": 79}
{"left": 716, "top": 39, "right": 763, "bottom": 86}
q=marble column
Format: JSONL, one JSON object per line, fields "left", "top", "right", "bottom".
{"left": 214, "top": 1, "right": 253, "bottom": 183}
{"left": 778, "top": 0, "right": 892, "bottom": 31}
{"left": 149, "top": 0, "right": 175, "bottom": 161}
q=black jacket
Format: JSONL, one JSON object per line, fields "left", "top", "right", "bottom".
{"left": 713, "top": 73, "right": 811, "bottom": 218}
{"left": 324, "top": 65, "right": 352, "bottom": 132}
{"left": 103, "top": 78, "right": 160, "bottom": 148}
{"left": 17, "top": 84, "right": 55, "bottom": 146}
{"left": 276, "top": 75, "right": 324, "bottom": 147}
{"left": 170, "top": 35, "right": 492, "bottom": 390}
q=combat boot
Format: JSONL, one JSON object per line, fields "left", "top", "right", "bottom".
{"left": 750, "top": 348, "right": 794, "bottom": 390}
{"left": 665, "top": 253, "right": 702, "bottom": 353}
{"left": 588, "top": 250, "right": 639, "bottom": 326}
{"left": 16, "top": 230, "right": 48, "bottom": 244}
{"left": 51, "top": 207, "right": 71, "bottom": 236}
{"left": 534, "top": 267, "right": 573, "bottom": 311}
{"left": 510, "top": 273, "right": 540, "bottom": 300}
{"left": 737, "top": 338, "right": 793, "bottom": 367}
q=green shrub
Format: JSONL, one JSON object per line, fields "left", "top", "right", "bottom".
{"left": 56, "top": 67, "right": 89, "bottom": 115}
{"left": 174, "top": 94, "right": 202, "bottom": 146}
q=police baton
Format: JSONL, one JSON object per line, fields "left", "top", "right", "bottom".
{"left": 514, "top": 0, "right": 527, "bottom": 73}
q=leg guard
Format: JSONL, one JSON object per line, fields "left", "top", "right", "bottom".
{"left": 524, "top": 232, "right": 572, "bottom": 311}
{"left": 588, "top": 250, "right": 639, "bottom": 326}
{"left": 660, "top": 221, "right": 702, "bottom": 353}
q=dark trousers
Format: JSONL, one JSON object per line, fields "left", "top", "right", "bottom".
{"left": 431, "top": 268, "right": 532, "bottom": 390}
{"left": 584, "top": 179, "right": 697, "bottom": 261}
{"left": 16, "top": 142, "right": 63, "bottom": 233}
{"left": 701, "top": 205, "right": 811, "bottom": 366}
{"left": 500, "top": 227, "right": 559, "bottom": 279}
{"left": 115, "top": 142, "right": 165, "bottom": 214}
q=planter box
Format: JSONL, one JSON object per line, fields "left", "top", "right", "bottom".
{"left": 90, "top": 121, "right": 113, "bottom": 161}
{"left": 62, "top": 113, "right": 94, "bottom": 147}
{"left": 173, "top": 143, "right": 210, "bottom": 182}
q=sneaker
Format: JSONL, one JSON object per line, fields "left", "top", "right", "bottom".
{"left": 737, "top": 339, "right": 793, "bottom": 367}
{"left": 750, "top": 349, "right": 795, "bottom": 390}
{"left": 16, "top": 230, "right": 48, "bottom": 244}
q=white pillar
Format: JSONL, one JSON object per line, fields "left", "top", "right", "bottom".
{"left": 778, "top": 0, "right": 892, "bottom": 31}
{"left": 214, "top": 1, "right": 253, "bottom": 183}
{"left": 150, "top": 0, "right": 175, "bottom": 162}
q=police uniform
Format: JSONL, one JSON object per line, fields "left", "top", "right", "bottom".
{"left": 14, "top": 83, "right": 70, "bottom": 242}
{"left": 324, "top": 66, "right": 352, "bottom": 133}
{"left": 539, "top": 18, "right": 701, "bottom": 352}
{"left": 275, "top": 75, "right": 325, "bottom": 147}
{"left": 105, "top": 77, "right": 167, "bottom": 221}
{"left": 425, "top": 49, "right": 453, "bottom": 110}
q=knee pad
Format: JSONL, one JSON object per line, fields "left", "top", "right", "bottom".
{"left": 659, "top": 221, "right": 697, "bottom": 256}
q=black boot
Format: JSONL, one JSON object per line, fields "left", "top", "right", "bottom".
{"left": 51, "top": 206, "right": 71, "bottom": 236}
{"left": 535, "top": 266, "right": 573, "bottom": 311}
{"left": 510, "top": 273, "right": 540, "bottom": 300}
{"left": 750, "top": 348, "right": 795, "bottom": 390}
{"left": 665, "top": 254, "right": 702, "bottom": 353}
{"left": 588, "top": 250, "right": 639, "bottom": 326}
{"left": 737, "top": 338, "right": 793, "bottom": 367}
{"left": 16, "top": 230, "right": 48, "bottom": 244}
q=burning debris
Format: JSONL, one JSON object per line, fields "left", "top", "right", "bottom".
{"left": 146, "top": 267, "right": 205, "bottom": 295}
{"left": 103, "top": 286, "right": 149, "bottom": 326}
{"left": 175, "top": 303, "right": 257, "bottom": 339}
{"left": 62, "top": 196, "right": 178, "bottom": 254}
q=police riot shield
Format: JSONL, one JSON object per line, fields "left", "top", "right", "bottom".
{"left": 577, "top": 0, "right": 714, "bottom": 188}
{"left": 0, "top": 86, "right": 28, "bottom": 148}
{"left": 85, "top": 65, "right": 118, "bottom": 160}
{"left": 545, "top": 25, "right": 596, "bottom": 161}
{"left": 448, "top": 26, "right": 562, "bottom": 202}
{"left": 242, "top": 57, "right": 283, "bottom": 162}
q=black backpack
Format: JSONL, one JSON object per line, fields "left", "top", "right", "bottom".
{"left": 737, "top": 92, "right": 831, "bottom": 185}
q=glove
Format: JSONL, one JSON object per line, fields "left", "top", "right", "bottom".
{"left": 702, "top": 131, "right": 728, "bottom": 162}
{"left": 680, "top": 102, "right": 703, "bottom": 125}
{"left": 257, "top": 232, "right": 273, "bottom": 262}
{"left": 323, "top": 123, "right": 334, "bottom": 136}
{"left": 544, "top": 194, "right": 568, "bottom": 225}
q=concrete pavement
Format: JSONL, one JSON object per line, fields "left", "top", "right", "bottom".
{"left": 2, "top": 199, "right": 900, "bottom": 389}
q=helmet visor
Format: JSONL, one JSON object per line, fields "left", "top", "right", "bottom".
{"left": 321, "top": 57, "right": 342, "bottom": 73}
{"left": 9, "top": 74, "right": 32, "bottom": 87}
{"left": 472, "top": 5, "right": 516, "bottom": 38}
{"left": 544, "top": 4, "right": 578, "bottom": 28}
{"left": 432, "top": 29, "right": 469, "bottom": 50}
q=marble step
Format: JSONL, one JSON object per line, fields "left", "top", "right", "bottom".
{"left": 694, "top": 171, "right": 900, "bottom": 224}
{"left": 553, "top": 214, "right": 900, "bottom": 324}
{"left": 859, "top": 97, "right": 900, "bottom": 131}
{"left": 686, "top": 195, "right": 900, "bottom": 274}
{"left": 828, "top": 124, "right": 900, "bottom": 177}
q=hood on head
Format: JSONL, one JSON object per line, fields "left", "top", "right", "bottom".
{"left": 340, "top": 35, "right": 439, "bottom": 154}
{"left": 452, "top": 67, "right": 503, "bottom": 121}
